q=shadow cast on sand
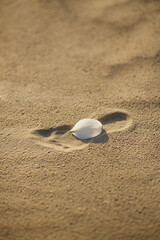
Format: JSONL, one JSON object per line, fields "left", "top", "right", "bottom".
{"left": 32, "top": 126, "right": 109, "bottom": 143}
{"left": 30, "top": 110, "right": 131, "bottom": 152}
{"left": 98, "top": 111, "right": 128, "bottom": 124}
{"left": 79, "top": 129, "right": 109, "bottom": 144}
{"left": 32, "top": 125, "right": 71, "bottom": 137}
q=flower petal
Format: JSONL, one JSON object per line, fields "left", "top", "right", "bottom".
{"left": 70, "top": 118, "right": 102, "bottom": 140}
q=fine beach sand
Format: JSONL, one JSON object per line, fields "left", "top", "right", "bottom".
{"left": 0, "top": 0, "right": 160, "bottom": 239}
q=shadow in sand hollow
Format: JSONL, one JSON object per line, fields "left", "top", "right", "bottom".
{"left": 32, "top": 125, "right": 109, "bottom": 144}
{"left": 32, "top": 125, "right": 71, "bottom": 137}
{"left": 98, "top": 112, "right": 127, "bottom": 124}
{"left": 30, "top": 111, "right": 131, "bottom": 152}
{"left": 79, "top": 129, "right": 109, "bottom": 144}
{"left": 80, "top": 111, "right": 129, "bottom": 144}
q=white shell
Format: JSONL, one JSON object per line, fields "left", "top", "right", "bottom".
{"left": 70, "top": 118, "right": 102, "bottom": 140}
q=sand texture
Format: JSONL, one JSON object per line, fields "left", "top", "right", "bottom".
{"left": 0, "top": 0, "right": 160, "bottom": 239}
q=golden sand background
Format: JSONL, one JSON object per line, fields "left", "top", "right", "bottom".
{"left": 0, "top": 0, "right": 160, "bottom": 239}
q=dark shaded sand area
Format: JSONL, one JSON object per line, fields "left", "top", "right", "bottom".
{"left": 0, "top": 0, "right": 160, "bottom": 239}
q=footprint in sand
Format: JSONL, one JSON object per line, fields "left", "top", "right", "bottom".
{"left": 30, "top": 111, "right": 132, "bottom": 152}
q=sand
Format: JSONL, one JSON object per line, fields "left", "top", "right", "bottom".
{"left": 0, "top": 0, "right": 160, "bottom": 239}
